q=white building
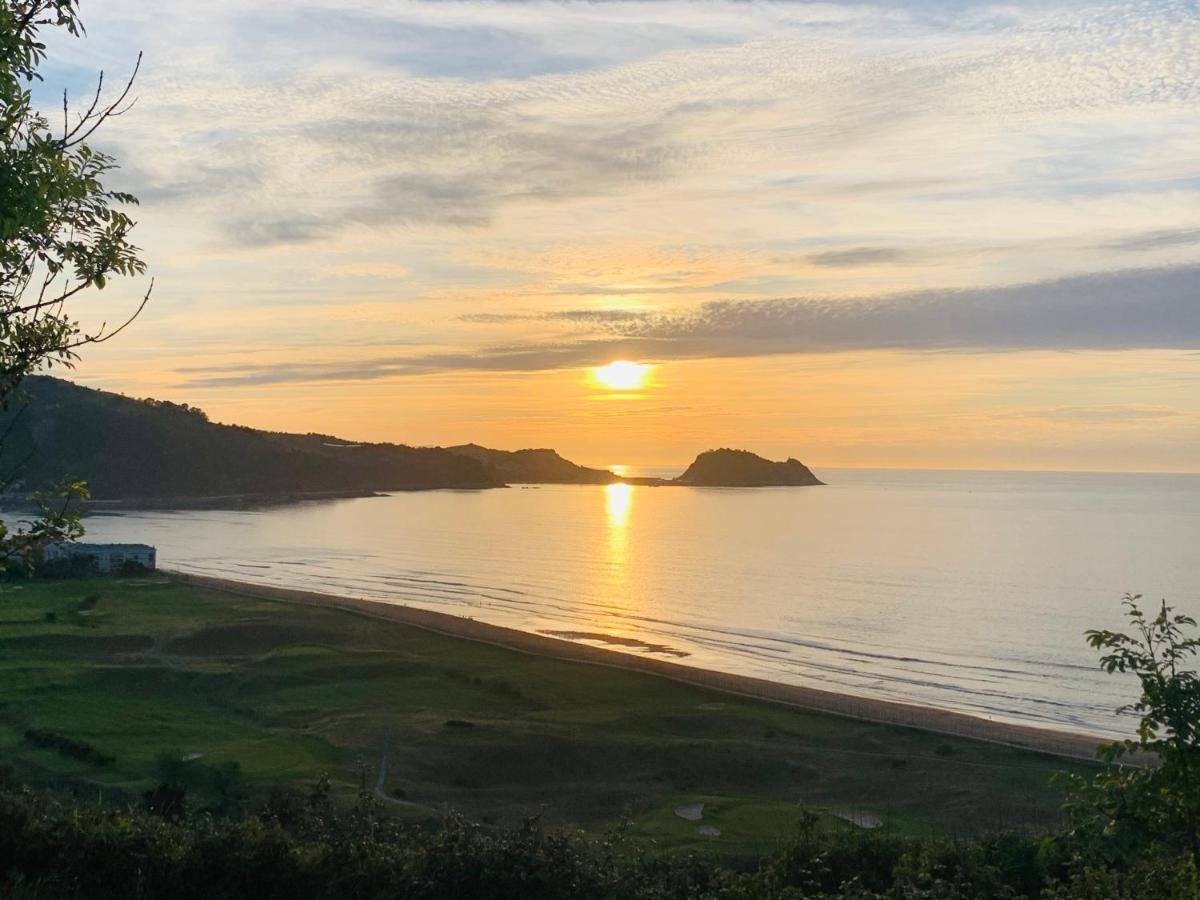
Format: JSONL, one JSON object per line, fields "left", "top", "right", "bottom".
{"left": 43, "top": 542, "right": 157, "bottom": 573}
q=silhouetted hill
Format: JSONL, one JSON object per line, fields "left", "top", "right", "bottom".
{"left": 0, "top": 380, "right": 825, "bottom": 503}
{"left": 674, "top": 449, "right": 823, "bottom": 487}
{"left": 446, "top": 444, "right": 617, "bottom": 484}
{"left": 0, "top": 378, "right": 502, "bottom": 501}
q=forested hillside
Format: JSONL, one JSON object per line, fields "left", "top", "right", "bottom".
{"left": 0, "top": 378, "right": 501, "bottom": 499}
{"left": 446, "top": 443, "right": 618, "bottom": 484}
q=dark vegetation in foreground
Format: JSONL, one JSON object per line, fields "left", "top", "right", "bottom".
{"left": 0, "top": 775, "right": 1196, "bottom": 899}
{"left": 1, "top": 580, "right": 1198, "bottom": 897}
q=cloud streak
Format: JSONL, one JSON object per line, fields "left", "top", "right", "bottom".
{"left": 807, "top": 247, "right": 918, "bottom": 267}
{"left": 178, "top": 265, "right": 1200, "bottom": 386}
{"left": 620, "top": 266, "right": 1200, "bottom": 352}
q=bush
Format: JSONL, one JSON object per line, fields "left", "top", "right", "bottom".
{"left": 1056, "top": 595, "right": 1200, "bottom": 870}
{"left": 22, "top": 729, "right": 114, "bottom": 767}
{"left": 36, "top": 555, "right": 99, "bottom": 579}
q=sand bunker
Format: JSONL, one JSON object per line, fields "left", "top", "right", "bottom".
{"left": 674, "top": 802, "right": 704, "bottom": 821}
{"left": 539, "top": 630, "right": 690, "bottom": 658}
{"left": 832, "top": 810, "right": 882, "bottom": 829}
{"left": 676, "top": 802, "right": 721, "bottom": 836}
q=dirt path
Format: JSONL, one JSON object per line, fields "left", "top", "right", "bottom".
{"left": 372, "top": 722, "right": 426, "bottom": 811}
{"left": 374, "top": 722, "right": 393, "bottom": 799}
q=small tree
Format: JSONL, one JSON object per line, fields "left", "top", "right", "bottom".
{"left": 0, "top": 479, "right": 86, "bottom": 574}
{"left": 1057, "top": 594, "right": 1200, "bottom": 872}
{"left": 0, "top": 2, "right": 149, "bottom": 568}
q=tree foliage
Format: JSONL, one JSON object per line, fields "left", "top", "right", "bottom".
{"left": 0, "top": 1, "right": 147, "bottom": 567}
{"left": 0, "top": 478, "right": 85, "bottom": 574}
{"left": 1055, "top": 594, "right": 1200, "bottom": 872}
{"left": 0, "top": 1, "right": 149, "bottom": 399}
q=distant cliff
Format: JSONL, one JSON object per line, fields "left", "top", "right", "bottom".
{"left": 0, "top": 377, "right": 502, "bottom": 501}
{"left": 674, "top": 449, "right": 823, "bottom": 487}
{"left": 446, "top": 444, "right": 617, "bottom": 484}
{"left": 0, "top": 379, "right": 823, "bottom": 503}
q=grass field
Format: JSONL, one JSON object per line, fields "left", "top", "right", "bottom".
{"left": 0, "top": 576, "right": 1095, "bottom": 855}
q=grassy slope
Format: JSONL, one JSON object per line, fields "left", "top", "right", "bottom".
{"left": 0, "top": 576, "right": 1092, "bottom": 856}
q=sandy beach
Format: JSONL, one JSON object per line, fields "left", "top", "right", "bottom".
{"left": 168, "top": 570, "right": 1106, "bottom": 762}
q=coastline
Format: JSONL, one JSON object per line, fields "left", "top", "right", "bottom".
{"left": 0, "top": 489, "right": 386, "bottom": 513}
{"left": 167, "top": 570, "right": 1106, "bottom": 762}
{"left": 80, "top": 489, "right": 387, "bottom": 510}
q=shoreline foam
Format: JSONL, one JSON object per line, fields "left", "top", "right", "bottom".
{"left": 167, "top": 570, "right": 1105, "bottom": 762}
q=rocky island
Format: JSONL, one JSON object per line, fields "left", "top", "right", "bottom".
{"left": 672, "top": 448, "right": 824, "bottom": 487}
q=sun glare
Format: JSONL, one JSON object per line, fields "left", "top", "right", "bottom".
{"left": 592, "top": 360, "right": 651, "bottom": 391}
{"left": 605, "top": 482, "right": 633, "bottom": 530}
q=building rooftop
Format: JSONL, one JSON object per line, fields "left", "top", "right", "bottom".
{"left": 50, "top": 542, "right": 156, "bottom": 552}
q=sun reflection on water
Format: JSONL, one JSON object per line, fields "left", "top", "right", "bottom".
{"left": 605, "top": 482, "right": 633, "bottom": 530}
{"left": 604, "top": 483, "right": 634, "bottom": 604}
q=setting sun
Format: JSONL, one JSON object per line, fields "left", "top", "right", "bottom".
{"left": 592, "top": 360, "right": 651, "bottom": 391}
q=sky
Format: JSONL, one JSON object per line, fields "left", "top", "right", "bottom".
{"left": 37, "top": 0, "right": 1200, "bottom": 471}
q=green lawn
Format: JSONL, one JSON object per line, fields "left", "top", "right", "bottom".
{"left": 0, "top": 575, "right": 1094, "bottom": 855}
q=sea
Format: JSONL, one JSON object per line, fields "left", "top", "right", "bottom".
{"left": 76, "top": 468, "right": 1200, "bottom": 739}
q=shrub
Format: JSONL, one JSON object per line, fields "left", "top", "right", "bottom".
{"left": 1055, "top": 595, "right": 1200, "bottom": 871}
{"left": 22, "top": 729, "right": 114, "bottom": 767}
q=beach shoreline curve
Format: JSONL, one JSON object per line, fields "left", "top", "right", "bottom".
{"left": 166, "top": 570, "right": 1106, "bottom": 762}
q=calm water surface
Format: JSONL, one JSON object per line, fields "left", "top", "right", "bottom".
{"left": 81, "top": 469, "right": 1200, "bottom": 738}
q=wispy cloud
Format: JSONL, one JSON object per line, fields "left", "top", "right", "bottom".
{"left": 992, "top": 405, "right": 1183, "bottom": 424}
{"left": 461, "top": 309, "right": 649, "bottom": 324}
{"left": 807, "top": 247, "right": 918, "bottom": 268}
{"left": 619, "top": 266, "right": 1200, "bottom": 353}
{"left": 214, "top": 114, "right": 692, "bottom": 245}
{"left": 1101, "top": 228, "right": 1200, "bottom": 253}
{"left": 178, "top": 266, "right": 1200, "bottom": 386}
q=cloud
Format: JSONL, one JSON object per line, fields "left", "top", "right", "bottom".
{"left": 123, "top": 157, "right": 263, "bottom": 206}
{"left": 177, "top": 265, "right": 1200, "bottom": 386}
{"left": 176, "top": 344, "right": 628, "bottom": 387}
{"left": 89, "top": 0, "right": 1200, "bottom": 265}
{"left": 231, "top": 216, "right": 331, "bottom": 248}
{"left": 461, "top": 308, "right": 650, "bottom": 324}
{"left": 1101, "top": 229, "right": 1200, "bottom": 253}
{"left": 216, "top": 114, "right": 689, "bottom": 245}
{"left": 993, "top": 405, "right": 1183, "bottom": 424}
{"left": 807, "top": 247, "right": 917, "bottom": 267}
{"left": 818, "top": 177, "right": 962, "bottom": 197}
{"left": 241, "top": 12, "right": 595, "bottom": 80}
{"left": 620, "top": 266, "right": 1200, "bottom": 352}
